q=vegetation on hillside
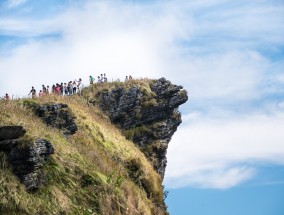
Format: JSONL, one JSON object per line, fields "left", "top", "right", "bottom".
{"left": 0, "top": 87, "right": 168, "bottom": 215}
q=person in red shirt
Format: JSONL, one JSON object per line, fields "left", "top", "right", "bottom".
{"left": 4, "top": 93, "right": 10, "bottom": 100}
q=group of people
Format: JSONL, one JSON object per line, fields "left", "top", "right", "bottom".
{"left": 125, "top": 75, "right": 133, "bottom": 81}
{"left": 89, "top": 73, "right": 108, "bottom": 84}
{"left": 28, "top": 78, "right": 83, "bottom": 98}
{"left": 3, "top": 74, "right": 135, "bottom": 100}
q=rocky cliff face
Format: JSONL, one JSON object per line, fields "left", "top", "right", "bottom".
{"left": 92, "top": 78, "right": 188, "bottom": 178}
{"left": 0, "top": 126, "right": 54, "bottom": 191}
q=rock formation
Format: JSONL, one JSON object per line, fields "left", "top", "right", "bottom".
{"left": 0, "top": 126, "right": 26, "bottom": 150}
{"left": 9, "top": 139, "right": 54, "bottom": 191}
{"left": 35, "top": 103, "right": 78, "bottom": 136}
{"left": 0, "top": 126, "right": 54, "bottom": 191}
{"left": 92, "top": 78, "right": 188, "bottom": 178}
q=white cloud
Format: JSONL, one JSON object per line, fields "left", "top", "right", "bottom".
{"left": 166, "top": 166, "right": 255, "bottom": 189}
{"left": 165, "top": 111, "right": 284, "bottom": 189}
{"left": 164, "top": 51, "right": 269, "bottom": 101}
{"left": 7, "top": 0, "right": 27, "bottom": 8}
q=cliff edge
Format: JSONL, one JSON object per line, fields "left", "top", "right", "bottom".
{"left": 84, "top": 78, "right": 188, "bottom": 178}
{"left": 0, "top": 78, "right": 187, "bottom": 215}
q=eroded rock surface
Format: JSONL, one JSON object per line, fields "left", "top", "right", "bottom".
{"left": 35, "top": 103, "right": 78, "bottom": 136}
{"left": 0, "top": 126, "right": 54, "bottom": 191}
{"left": 9, "top": 139, "right": 54, "bottom": 191}
{"left": 93, "top": 78, "right": 188, "bottom": 178}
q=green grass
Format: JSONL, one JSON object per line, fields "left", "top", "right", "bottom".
{"left": 0, "top": 92, "right": 166, "bottom": 215}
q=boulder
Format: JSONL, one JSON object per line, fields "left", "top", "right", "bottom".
{"left": 0, "top": 126, "right": 26, "bottom": 141}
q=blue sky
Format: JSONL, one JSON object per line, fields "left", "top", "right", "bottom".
{"left": 0, "top": 0, "right": 284, "bottom": 214}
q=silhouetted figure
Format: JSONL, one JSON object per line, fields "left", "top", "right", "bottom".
{"left": 129, "top": 75, "right": 133, "bottom": 80}
{"left": 103, "top": 73, "right": 107, "bottom": 82}
{"left": 125, "top": 76, "right": 128, "bottom": 81}
{"left": 42, "top": 85, "right": 47, "bottom": 94}
{"left": 29, "top": 86, "right": 36, "bottom": 98}
{"left": 60, "top": 83, "right": 64, "bottom": 95}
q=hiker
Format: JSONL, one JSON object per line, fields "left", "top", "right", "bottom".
{"left": 39, "top": 90, "right": 43, "bottom": 97}
{"left": 55, "top": 84, "right": 61, "bottom": 95}
{"left": 125, "top": 76, "right": 128, "bottom": 81}
{"left": 51, "top": 85, "right": 55, "bottom": 94}
{"left": 89, "top": 75, "right": 95, "bottom": 84}
{"left": 68, "top": 81, "right": 73, "bottom": 95}
{"left": 73, "top": 81, "right": 77, "bottom": 94}
{"left": 42, "top": 85, "right": 47, "bottom": 94}
{"left": 97, "top": 76, "right": 101, "bottom": 83}
{"left": 77, "top": 78, "right": 81, "bottom": 89}
{"left": 129, "top": 75, "right": 133, "bottom": 80}
{"left": 46, "top": 86, "right": 50, "bottom": 95}
{"left": 77, "top": 78, "right": 82, "bottom": 89}
{"left": 60, "top": 83, "right": 64, "bottom": 95}
{"left": 64, "top": 83, "right": 68, "bottom": 95}
{"left": 103, "top": 73, "right": 107, "bottom": 82}
{"left": 4, "top": 93, "right": 10, "bottom": 100}
{"left": 28, "top": 86, "right": 36, "bottom": 98}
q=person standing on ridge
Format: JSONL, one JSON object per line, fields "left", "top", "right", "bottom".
{"left": 39, "top": 90, "right": 43, "bottom": 97}
{"left": 46, "top": 86, "right": 50, "bottom": 95}
{"left": 125, "top": 76, "right": 128, "bottom": 81}
{"left": 68, "top": 81, "right": 73, "bottom": 95}
{"left": 63, "top": 83, "right": 68, "bottom": 95}
{"left": 55, "top": 84, "right": 61, "bottom": 95}
{"left": 28, "top": 86, "right": 36, "bottom": 98}
{"left": 89, "top": 75, "right": 95, "bottom": 84}
{"left": 4, "top": 93, "right": 10, "bottom": 100}
{"left": 42, "top": 85, "right": 47, "bottom": 95}
{"left": 60, "top": 83, "right": 64, "bottom": 95}
{"left": 52, "top": 85, "right": 55, "bottom": 94}
{"left": 77, "top": 78, "right": 82, "bottom": 89}
{"left": 103, "top": 73, "right": 107, "bottom": 82}
{"left": 72, "top": 81, "right": 77, "bottom": 94}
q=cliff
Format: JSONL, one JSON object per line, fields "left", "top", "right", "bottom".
{"left": 83, "top": 78, "right": 188, "bottom": 178}
{"left": 0, "top": 78, "right": 187, "bottom": 215}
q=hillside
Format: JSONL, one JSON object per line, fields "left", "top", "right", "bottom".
{"left": 0, "top": 78, "right": 188, "bottom": 215}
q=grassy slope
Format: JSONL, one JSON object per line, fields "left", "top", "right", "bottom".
{"left": 0, "top": 91, "right": 166, "bottom": 214}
